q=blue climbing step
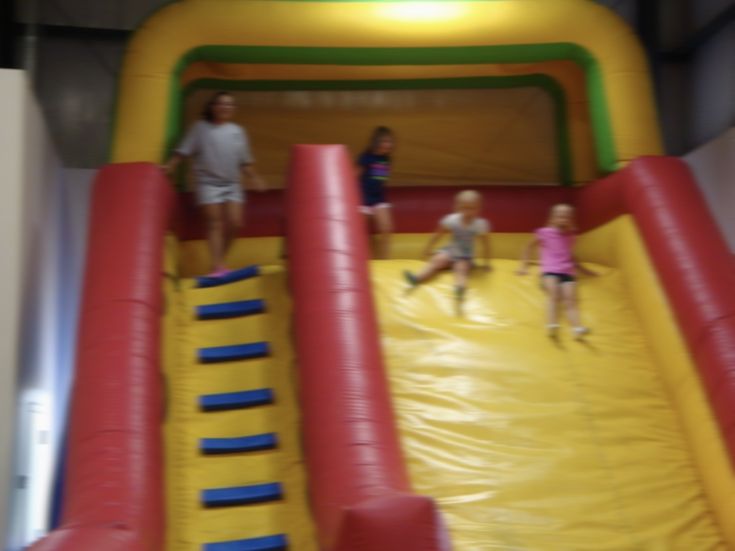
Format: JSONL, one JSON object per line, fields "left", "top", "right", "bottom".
{"left": 198, "top": 342, "right": 269, "bottom": 363}
{"left": 202, "top": 482, "right": 283, "bottom": 508}
{"left": 196, "top": 265, "right": 260, "bottom": 288}
{"left": 196, "top": 299, "right": 266, "bottom": 320}
{"left": 200, "top": 433, "right": 278, "bottom": 455}
{"left": 203, "top": 533, "right": 288, "bottom": 551}
{"left": 200, "top": 388, "right": 274, "bottom": 412}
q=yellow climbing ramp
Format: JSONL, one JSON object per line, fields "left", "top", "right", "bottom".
{"left": 162, "top": 249, "right": 317, "bottom": 551}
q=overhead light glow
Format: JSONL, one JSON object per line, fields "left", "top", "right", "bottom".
{"left": 381, "top": 2, "right": 465, "bottom": 23}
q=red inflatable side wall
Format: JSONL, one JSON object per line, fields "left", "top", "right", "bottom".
{"left": 175, "top": 186, "right": 574, "bottom": 240}
{"left": 29, "top": 164, "right": 173, "bottom": 551}
{"left": 579, "top": 157, "right": 735, "bottom": 463}
{"left": 286, "top": 145, "right": 448, "bottom": 551}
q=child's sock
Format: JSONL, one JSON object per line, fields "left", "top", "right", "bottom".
{"left": 403, "top": 270, "right": 419, "bottom": 287}
{"left": 546, "top": 324, "right": 560, "bottom": 338}
{"left": 454, "top": 285, "right": 466, "bottom": 301}
{"left": 572, "top": 326, "right": 590, "bottom": 339}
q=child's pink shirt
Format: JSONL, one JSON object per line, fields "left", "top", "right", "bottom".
{"left": 536, "top": 226, "right": 575, "bottom": 274}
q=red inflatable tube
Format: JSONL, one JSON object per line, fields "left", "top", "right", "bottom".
{"left": 175, "top": 190, "right": 285, "bottom": 239}
{"left": 29, "top": 163, "right": 173, "bottom": 551}
{"left": 578, "top": 157, "right": 735, "bottom": 463}
{"left": 389, "top": 185, "right": 574, "bottom": 233}
{"left": 619, "top": 158, "right": 735, "bottom": 459}
{"left": 286, "top": 145, "right": 448, "bottom": 551}
{"left": 174, "top": 185, "right": 573, "bottom": 240}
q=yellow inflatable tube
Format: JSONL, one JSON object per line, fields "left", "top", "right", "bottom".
{"left": 112, "top": 0, "right": 662, "bottom": 172}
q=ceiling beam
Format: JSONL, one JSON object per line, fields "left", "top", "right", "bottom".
{"left": 662, "top": 3, "right": 735, "bottom": 62}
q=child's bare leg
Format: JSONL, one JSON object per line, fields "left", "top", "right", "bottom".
{"left": 415, "top": 251, "right": 452, "bottom": 282}
{"left": 561, "top": 282, "right": 581, "bottom": 326}
{"left": 362, "top": 211, "right": 374, "bottom": 255}
{"left": 202, "top": 203, "right": 226, "bottom": 272}
{"left": 542, "top": 276, "right": 562, "bottom": 334}
{"left": 373, "top": 206, "right": 393, "bottom": 259}
{"left": 452, "top": 259, "right": 471, "bottom": 299}
{"left": 562, "top": 282, "right": 588, "bottom": 337}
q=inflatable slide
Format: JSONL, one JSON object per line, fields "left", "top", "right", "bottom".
{"left": 28, "top": 1, "right": 735, "bottom": 550}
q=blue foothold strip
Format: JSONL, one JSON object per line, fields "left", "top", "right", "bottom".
{"left": 200, "top": 433, "right": 278, "bottom": 454}
{"left": 201, "top": 482, "right": 283, "bottom": 508}
{"left": 196, "top": 299, "right": 266, "bottom": 320}
{"left": 202, "top": 533, "right": 288, "bottom": 551}
{"left": 198, "top": 342, "right": 269, "bottom": 363}
{"left": 196, "top": 265, "right": 260, "bottom": 288}
{"left": 200, "top": 388, "right": 274, "bottom": 412}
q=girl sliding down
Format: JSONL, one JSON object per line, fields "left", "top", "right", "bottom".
{"left": 403, "top": 190, "right": 491, "bottom": 302}
{"left": 517, "top": 204, "right": 596, "bottom": 339}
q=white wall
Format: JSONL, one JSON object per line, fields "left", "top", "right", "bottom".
{"left": 0, "top": 69, "right": 27, "bottom": 551}
{"left": 685, "top": 126, "right": 735, "bottom": 253}
{"left": 0, "top": 70, "right": 91, "bottom": 551}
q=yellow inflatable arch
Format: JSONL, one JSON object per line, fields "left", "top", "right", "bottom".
{"left": 112, "top": 0, "right": 663, "bottom": 184}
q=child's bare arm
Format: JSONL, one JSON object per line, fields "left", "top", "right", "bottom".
{"left": 423, "top": 225, "right": 448, "bottom": 257}
{"left": 241, "top": 164, "right": 267, "bottom": 191}
{"left": 517, "top": 238, "right": 539, "bottom": 275}
{"left": 162, "top": 152, "right": 185, "bottom": 175}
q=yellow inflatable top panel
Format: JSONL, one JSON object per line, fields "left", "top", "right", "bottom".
{"left": 112, "top": 0, "right": 662, "bottom": 175}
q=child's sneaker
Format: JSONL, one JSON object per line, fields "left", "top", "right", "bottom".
{"left": 546, "top": 324, "right": 560, "bottom": 338}
{"left": 207, "top": 267, "right": 231, "bottom": 278}
{"left": 403, "top": 270, "right": 419, "bottom": 287}
{"left": 573, "top": 326, "right": 590, "bottom": 340}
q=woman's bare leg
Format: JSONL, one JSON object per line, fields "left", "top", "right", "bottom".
{"left": 202, "top": 203, "right": 226, "bottom": 272}
{"left": 224, "top": 200, "right": 244, "bottom": 263}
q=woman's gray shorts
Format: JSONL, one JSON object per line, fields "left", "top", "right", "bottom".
{"left": 196, "top": 180, "right": 244, "bottom": 205}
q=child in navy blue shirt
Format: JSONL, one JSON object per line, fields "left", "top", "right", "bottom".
{"left": 357, "top": 126, "right": 395, "bottom": 258}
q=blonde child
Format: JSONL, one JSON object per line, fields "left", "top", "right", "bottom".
{"left": 517, "top": 204, "right": 596, "bottom": 339}
{"left": 403, "top": 190, "right": 491, "bottom": 301}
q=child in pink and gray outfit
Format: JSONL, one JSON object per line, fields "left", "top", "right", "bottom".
{"left": 517, "top": 204, "right": 596, "bottom": 339}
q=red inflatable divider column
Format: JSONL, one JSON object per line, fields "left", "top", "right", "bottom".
{"left": 286, "top": 145, "right": 449, "bottom": 551}
{"left": 29, "top": 163, "right": 173, "bottom": 551}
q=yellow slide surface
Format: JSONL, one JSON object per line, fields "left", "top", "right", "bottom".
{"left": 371, "top": 220, "right": 733, "bottom": 550}
{"left": 163, "top": 254, "right": 316, "bottom": 550}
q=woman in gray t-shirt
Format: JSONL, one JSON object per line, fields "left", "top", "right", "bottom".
{"left": 164, "top": 91, "right": 266, "bottom": 277}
